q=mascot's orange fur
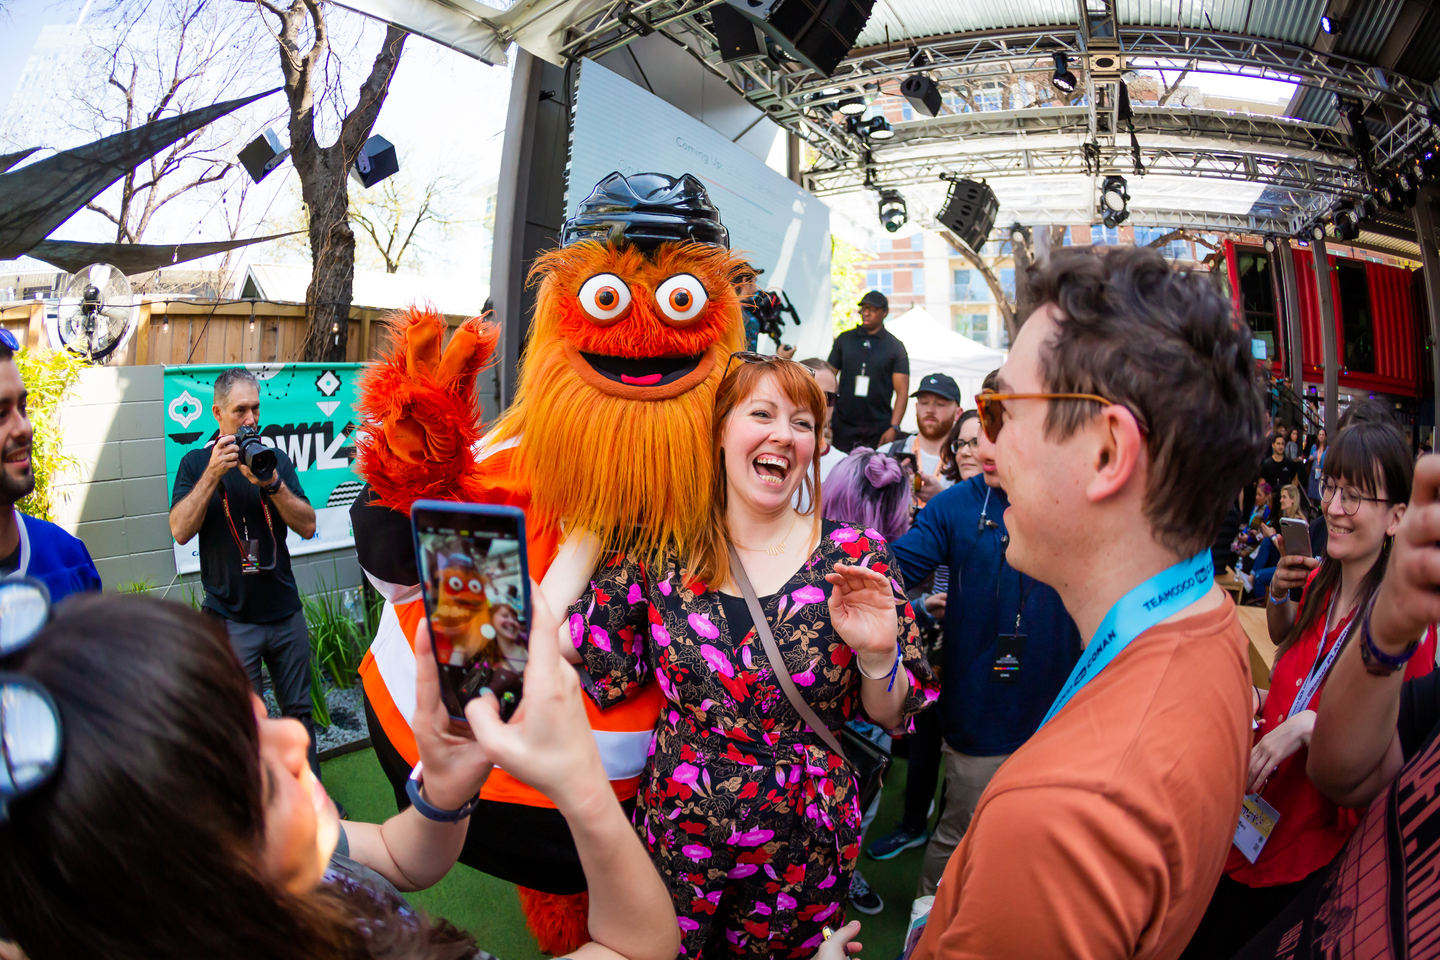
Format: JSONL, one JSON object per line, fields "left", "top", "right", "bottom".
{"left": 354, "top": 172, "right": 746, "bottom": 954}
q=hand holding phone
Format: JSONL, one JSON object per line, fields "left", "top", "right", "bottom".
{"left": 412, "top": 501, "right": 531, "bottom": 721}
{"left": 1278, "top": 517, "right": 1315, "bottom": 603}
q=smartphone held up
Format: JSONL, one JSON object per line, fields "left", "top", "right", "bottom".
{"left": 411, "top": 501, "right": 531, "bottom": 721}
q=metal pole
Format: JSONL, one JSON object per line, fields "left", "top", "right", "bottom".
{"left": 1411, "top": 187, "right": 1440, "bottom": 438}
{"left": 1312, "top": 237, "right": 1340, "bottom": 437}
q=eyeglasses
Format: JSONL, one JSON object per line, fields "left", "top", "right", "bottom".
{"left": 721, "top": 350, "right": 818, "bottom": 382}
{"left": 0, "top": 577, "right": 61, "bottom": 824}
{"left": 823, "top": 391, "right": 836, "bottom": 408}
{"left": 1320, "top": 480, "right": 1391, "bottom": 516}
{"left": 0, "top": 329, "right": 18, "bottom": 351}
{"left": 953, "top": 437, "right": 980, "bottom": 452}
{"left": 974, "top": 390, "right": 1115, "bottom": 443}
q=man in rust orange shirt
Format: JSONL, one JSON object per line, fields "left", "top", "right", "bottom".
{"left": 909, "top": 246, "right": 1266, "bottom": 960}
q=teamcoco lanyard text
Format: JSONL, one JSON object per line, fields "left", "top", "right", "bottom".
{"left": 1039, "top": 550, "right": 1214, "bottom": 727}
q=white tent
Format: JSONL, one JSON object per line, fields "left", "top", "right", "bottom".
{"left": 883, "top": 305, "right": 1005, "bottom": 434}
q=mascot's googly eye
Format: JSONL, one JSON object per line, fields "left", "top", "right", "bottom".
{"left": 447, "top": 575, "right": 464, "bottom": 591}
{"left": 654, "top": 274, "right": 709, "bottom": 325}
{"left": 467, "top": 578, "right": 484, "bottom": 595}
{"left": 578, "top": 274, "right": 633, "bottom": 324}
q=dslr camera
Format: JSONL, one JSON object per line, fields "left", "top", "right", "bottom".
{"left": 233, "top": 424, "right": 277, "bottom": 482}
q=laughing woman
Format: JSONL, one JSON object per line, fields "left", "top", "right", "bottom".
{"left": 553, "top": 356, "right": 937, "bottom": 958}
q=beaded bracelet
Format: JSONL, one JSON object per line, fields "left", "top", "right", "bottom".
{"left": 1359, "top": 599, "right": 1420, "bottom": 677}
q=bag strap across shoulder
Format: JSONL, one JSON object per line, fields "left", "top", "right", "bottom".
{"left": 727, "top": 544, "right": 850, "bottom": 764}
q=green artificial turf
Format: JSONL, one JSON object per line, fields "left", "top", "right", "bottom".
{"left": 321, "top": 749, "right": 936, "bottom": 959}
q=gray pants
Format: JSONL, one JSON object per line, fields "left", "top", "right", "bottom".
{"left": 218, "top": 609, "right": 319, "bottom": 779}
{"left": 916, "top": 745, "right": 1010, "bottom": 897}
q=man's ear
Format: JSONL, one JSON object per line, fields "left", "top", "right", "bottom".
{"left": 212, "top": 402, "right": 221, "bottom": 423}
{"left": 1085, "top": 403, "right": 1145, "bottom": 504}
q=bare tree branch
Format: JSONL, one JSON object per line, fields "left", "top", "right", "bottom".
{"left": 940, "top": 228, "right": 1017, "bottom": 343}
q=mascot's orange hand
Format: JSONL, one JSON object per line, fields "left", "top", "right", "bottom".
{"left": 354, "top": 304, "right": 500, "bottom": 508}
{"left": 384, "top": 313, "right": 494, "bottom": 464}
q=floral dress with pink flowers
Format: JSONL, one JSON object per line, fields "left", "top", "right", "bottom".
{"left": 570, "top": 520, "right": 937, "bottom": 959}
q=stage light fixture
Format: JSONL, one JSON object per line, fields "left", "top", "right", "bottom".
{"left": 1421, "top": 143, "right": 1440, "bottom": 180}
{"left": 1310, "top": 223, "right": 1326, "bottom": 242}
{"left": 1101, "top": 175, "right": 1129, "bottom": 214}
{"left": 878, "top": 189, "right": 908, "bottom": 233}
{"left": 1263, "top": 236, "right": 1276, "bottom": 253}
{"left": 1008, "top": 222, "right": 1030, "bottom": 247}
{"left": 1102, "top": 209, "right": 1130, "bottom": 229}
{"left": 1051, "top": 53, "right": 1079, "bottom": 94}
{"left": 1335, "top": 207, "right": 1363, "bottom": 243}
{"left": 1320, "top": 15, "right": 1346, "bottom": 35}
{"left": 865, "top": 115, "right": 895, "bottom": 140}
{"left": 837, "top": 90, "right": 868, "bottom": 116}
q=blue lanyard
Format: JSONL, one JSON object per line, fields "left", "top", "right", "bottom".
{"left": 1040, "top": 550, "right": 1214, "bottom": 727}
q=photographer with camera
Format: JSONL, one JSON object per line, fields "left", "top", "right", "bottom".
{"left": 169, "top": 367, "right": 320, "bottom": 779}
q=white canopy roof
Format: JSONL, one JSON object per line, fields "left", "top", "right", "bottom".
{"left": 884, "top": 305, "right": 1004, "bottom": 433}
{"left": 239, "top": 264, "right": 487, "bottom": 317}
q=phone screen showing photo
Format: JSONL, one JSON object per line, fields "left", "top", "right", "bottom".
{"left": 412, "top": 504, "right": 529, "bottom": 721}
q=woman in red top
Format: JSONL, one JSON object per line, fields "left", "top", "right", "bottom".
{"left": 1181, "top": 421, "right": 1435, "bottom": 959}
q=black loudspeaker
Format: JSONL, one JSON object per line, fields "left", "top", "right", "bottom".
{"left": 238, "top": 129, "right": 289, "bottom": 184}
{"left": 725, "top": 0, "right": 876, "bottom": 78}
{"left": 350, "top": 135, "right": 399, "bottom": 189}
{"left": 900, "top": 75, "right": 942, "bottom": 118}
{"left": 711, "top": 4, "right": 768, "bottom": 62}
{"left": 937, "top": 179, "right": 999, "bottom": 252}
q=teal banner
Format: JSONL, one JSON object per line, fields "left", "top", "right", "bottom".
{"left": 164, "top": 363, "right": 365, "bottom": 574}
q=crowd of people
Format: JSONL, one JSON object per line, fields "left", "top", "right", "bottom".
{"left": 12, "top": 234, "right": 1440, "bottom": 960}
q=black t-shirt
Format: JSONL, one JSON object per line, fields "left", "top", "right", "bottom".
{"left": 827, "top": 326, "right": 909, "bottom": 443}
{"left": 1259, "top": 454, "right": 1299, "bottom": 494}
{"left": 171, "top": 445, "right": 307, "bottom": 623}
{"left": 1235, "top": 670, "right": 1440, "bottom": 959}
{"left": 0, "top": 540, "right": 18, "bottom": 577}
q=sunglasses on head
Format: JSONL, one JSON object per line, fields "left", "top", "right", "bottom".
{"left": 0, "top": 577, "right": 61, "bottom": 824}
{"left": 722, "top": 350, "right": 819, "bottom": 381}
{"left": 974, "top": 390, "right": 1116, "bottom": 442}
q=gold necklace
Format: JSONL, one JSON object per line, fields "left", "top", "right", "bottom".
{"left": 735, "top": 514, "right": 800, "bottom": 556}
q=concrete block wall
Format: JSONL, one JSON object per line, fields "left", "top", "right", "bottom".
{"left": 52, "top": 365, "right": 361, "bottom": 601}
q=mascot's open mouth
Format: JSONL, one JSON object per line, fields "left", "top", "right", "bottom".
{"left": 563, "top": 340, "right": 722, "bottom": 400}
{"left": 579, "top": 352, "right": 700, "bottom": 387}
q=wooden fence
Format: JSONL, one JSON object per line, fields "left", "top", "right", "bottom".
{"left": 0, "top": 299, "right": 474, "bottom": 365}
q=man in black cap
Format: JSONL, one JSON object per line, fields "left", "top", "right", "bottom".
{"left": 886, "top": 372, "right": 961, "bottom": 507}
{"left": 828, "top": 290, "right": 910, "bottom": 452}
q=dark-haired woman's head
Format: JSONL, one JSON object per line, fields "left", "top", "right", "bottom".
{"left": 942, "top": 410, "right": 981, "bottom": 483}
{"left": 1278, "top": 421, "right": 1412, "bottom": 661}
{"left": 822, "top": 447, "right": 911, "bottom": 542}
{"left": 0, "top": 594, "right": 468, "bottom": 960}
{"left": 1319, "top": 420, "right": 1410, "bottom": 567}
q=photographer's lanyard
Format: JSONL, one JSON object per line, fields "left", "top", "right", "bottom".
{"left": 1039, "top": 550, "right": 1214, "bottom": 727}
{"left": 222, "top": 490, "right": 277, "bottom": 573}
{"left": 1288, "top": 594, "right": 1352, "bottom": 720}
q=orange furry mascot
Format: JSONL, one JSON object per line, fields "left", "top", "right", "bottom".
{"left": 350, "top": 172, "right": 746, "bottom": 954}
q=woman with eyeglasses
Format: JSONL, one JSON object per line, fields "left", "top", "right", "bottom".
{"left": 941, "top": 409, "right": 982, "bottom": 485}
{"left": 1180, "top": 421, "right": 1436, "bottom": 959}
{"left": 546, "top": 354, "right": 938, "bottom": 956}
{"left": 0, "top": 587, "right": 679, "bottom": 960}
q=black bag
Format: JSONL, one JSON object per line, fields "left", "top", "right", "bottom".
{"left": 728, "top": 546, "right": 894, "bottom": 811}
